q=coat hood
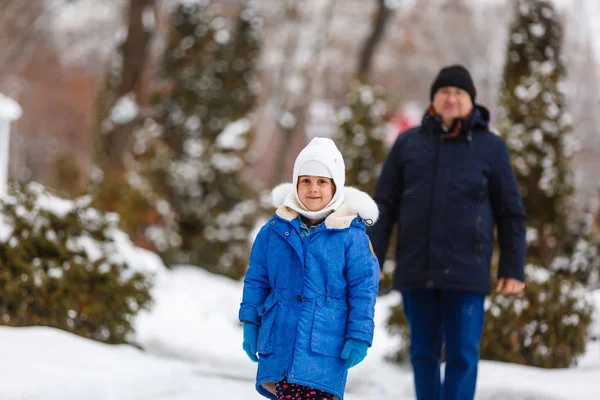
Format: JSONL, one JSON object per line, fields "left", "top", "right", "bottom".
{"left": 271, "top": 183, "right": 379, "bottom": 229}
{"left": 421, "top": 104, "right": 490, "bottom": 136}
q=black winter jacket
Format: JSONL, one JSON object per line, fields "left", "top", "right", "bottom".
{"left": 367, "top": 105, "right": 526, "bottom": 294}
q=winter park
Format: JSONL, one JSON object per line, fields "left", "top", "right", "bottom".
{"left": 1, "top": 0, "right": 600, "bottom": 399}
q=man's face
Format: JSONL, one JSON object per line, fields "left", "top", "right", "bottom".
{"left": 432, "top": 86, "right": 474, "bottom": 128}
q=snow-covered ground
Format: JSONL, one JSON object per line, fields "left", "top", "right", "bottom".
{"left": 0, "top": 263, "right": 598, "bottom": 399}
{"left": 0, "top": 184, "right": 598, "bottom": 399}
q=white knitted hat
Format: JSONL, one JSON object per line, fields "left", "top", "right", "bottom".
{"left": 283, "top": 137, "right": 346, "bottom": 220}
{"left": 292, "top": 137, "right": 345, "bottom": 189}
{"left": 298, "top": 160, "right": 332, "bottom": 179}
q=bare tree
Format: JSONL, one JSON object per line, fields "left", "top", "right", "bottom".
{"left": 357, "top": 0, "right": 394, "bottom": 81}
{"left": 0, "top": 0, "right": 46, "bottom": 76}
{"left": 119, "top": 0, "right": 154, "bottom": 100}
{"left": 361, "top": 0, "right": 511, "bottom": 109}
{"left": 252, "top": 0, "right": 338, "bottom": 185}
{"left": 563, "top": 0, "right": 600, "bottom": 208}
{"left": 98, "top": 0, "right": 157, "bottom": 169}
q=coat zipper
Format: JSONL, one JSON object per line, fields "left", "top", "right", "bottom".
{"left": 426, "top": 134, "right": 443, "bottom": 283}
{"left": 286, "top": 226, "right": 324, "bottom": 382}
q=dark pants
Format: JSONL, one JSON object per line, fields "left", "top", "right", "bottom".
{"left": 401, "top": 288, "right": 485, "bottom": 400}
{"left": 275, "top": 378, "right": 334, "bottom": 400}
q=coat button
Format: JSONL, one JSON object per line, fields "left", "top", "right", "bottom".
{"left": 330, "top": 316, "right": 335, "bottom": 320}
{"left": 290, "top": 374, "right": 295, "bottom": 378}
{"left": 296, "top": 295, "right": 303, "bottom": 302}
{"left": 284, "top": 231, "right": 289, "bottom": 236}
{"left": 271, "top": 221, "right": 275, "bottom": 226}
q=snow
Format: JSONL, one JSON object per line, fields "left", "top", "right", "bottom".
{"left": 136, "top": 266, "right": 600, "bottom": 400}
{"left": 0, "top": 183, "right": 163, "bottom": 278}
{"left": 214, "top": 29, "right": 231, "bottom": 45}
{"left": 476, "top": 0, "right": 600, "bottom": 61}
{"left": 529, "top": 22, "right": 546, "bottom": 38}
{"left": 216, "top": 119, "right": 251, "bottom": 151}
{"left": 0, "top": 253, "right": 597, "bottom": 399}
{"left": 110, "top": 95, "right": 140, "bottom": 125}
{"left": 384, "top": 0, "right": 408, "bottom": 10}
{"left": 0, "top": 326, "right": 195, "bottom": 400}
{"left": 45, "top": 0, "right": 126, "bottom": 66}
{"left": 306, "top": 101, "right": 337, "bottom": 139}
{"left": 359, "top": 86, "right": 375, "bottom": 105}
{"left": 1, "top": 150, "right": 600, "bottom": 397}
{"left": 211, "top": 152, "right": 243, "bottom": 173}
{"left": 279, "top": 112, "right": 297, "bottom": 129}
{"left": 0, "top": 217, "right": 11, "bottom": 241}
{"left": 1, "top": 264, "right": 599, "bottom": 399}
{"left": 0, "top": 93, "right": 23, "bottom": 121}
{"left": 142, "top": 6, "right": 156, "bottom": 31}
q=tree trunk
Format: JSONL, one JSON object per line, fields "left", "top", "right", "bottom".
{"left": 101, "top": 0, "right": 155, "bottom": 165}
{"left": 93, "top": 0, "right": 156, "bottom": 211}
{"left": 119, "top": 0, "right": 154, "bottom": 100}
{"left": 357, "top": 0, "right": 393, "bottom": 81}
{"left": 0, "top": 0, "right": 44, "bottom": 76}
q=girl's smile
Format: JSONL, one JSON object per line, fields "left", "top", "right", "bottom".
{"left": 297, "top": 176, "right": 335, "bottom": 211}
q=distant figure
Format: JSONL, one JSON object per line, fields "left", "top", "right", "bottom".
{"left": 239, "top": 137, "right": 380, "bottom": 400}
{"left": 367, "top": 65, "right": 526, "bottom": 400}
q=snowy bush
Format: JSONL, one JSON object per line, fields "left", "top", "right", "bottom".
{"left": 481, "top": 265, "right": 593, "bottom": 368}
{"left": 386, "top": 298, "right": 410, "bottom": 363}
{"left": 0, "top": 183, "right": 153, "bottom": 344}
{"left": 482, "top": 0, "right": 595, "bottom": 368}
{"left": 386, "top": 264, "right": 594, "bottom": 368}
{"left": 553, "top": 213, "right": 600, "bottom": 287}
{"left": 107, "top": 1, "right": 266, "bottom": 279}
{"left": 333, "top": 80, "right": 389, "bottom": 195}
{"left": 386, "top": 0, "right": 597, "bottom": 369}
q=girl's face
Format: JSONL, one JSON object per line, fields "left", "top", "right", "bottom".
{"left": 297, "top": 176, "right": 335, "bottom": 211}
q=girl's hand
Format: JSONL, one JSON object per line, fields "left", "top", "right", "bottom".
{"left": 242, "top": 322, "right": 259, "bottom": 362}
{"left": 340, "top": 339, "right": 369, "bottom": 369}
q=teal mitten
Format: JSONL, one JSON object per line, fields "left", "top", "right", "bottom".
{"left": 242, "top": 322, "right": 259, "bottom": 362}
{"left": 340, "top": 338, "right": 369, "bottom": 369}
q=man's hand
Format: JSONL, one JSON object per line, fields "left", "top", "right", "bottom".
{"left": 496, "top": 278, "right": 525, "bottom": 294}
{"left": 380, "top": 270, "right": 385, "bottom": 282}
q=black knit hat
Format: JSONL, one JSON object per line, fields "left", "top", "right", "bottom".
{"left": 430, "top": 64, "right": 476, "bottom": 102}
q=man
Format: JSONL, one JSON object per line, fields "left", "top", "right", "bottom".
{"left": 367, "top": 65, "right": 526, "bottom": 400}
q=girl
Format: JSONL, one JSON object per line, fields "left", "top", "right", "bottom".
{"left": 238, "top": 137, "right": 380, "bottom": 400}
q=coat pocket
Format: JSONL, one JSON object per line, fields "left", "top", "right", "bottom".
{"left": 257, "top": 296, "right": 278, "bottom": 355}
{"left": 310, "top": 305, "right": 348, "bottom": 358}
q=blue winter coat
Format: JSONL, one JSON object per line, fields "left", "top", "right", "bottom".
{"left": 367, "top": 105, "right": 526, "bottom": 294}
{"left": 239, "top": 185, "right": 380, "bottom": 400}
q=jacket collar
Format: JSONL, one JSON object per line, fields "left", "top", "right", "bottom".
{"left": 271, "top": 183, "right": 379, "bottom": 229}
{"left": 421, "top": 104, "right": 490, "bottom": 138}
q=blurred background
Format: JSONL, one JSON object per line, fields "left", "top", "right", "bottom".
{"left": 3, "top": 0, "right": 599, "bottom": 204}
{"left": 1, "top": 0, "right": 600, "bottom": 398}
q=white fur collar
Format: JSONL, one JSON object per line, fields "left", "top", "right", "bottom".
{"left": 271, "top": 183, "right": 379, "bottom": 229}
